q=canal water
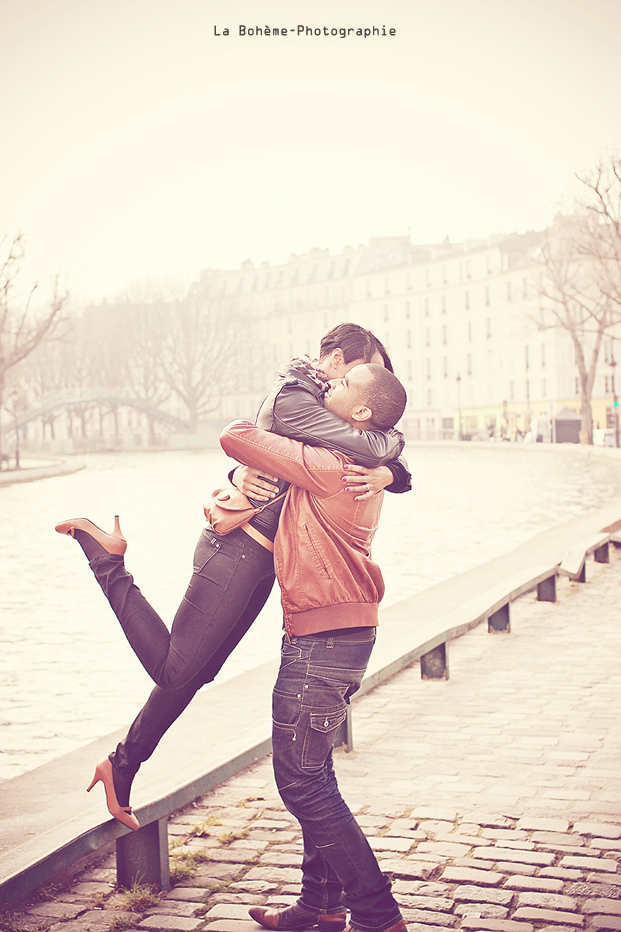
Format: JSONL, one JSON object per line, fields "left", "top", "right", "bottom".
{"left": 1, "top": 444, "right": 620, "bottom": 780}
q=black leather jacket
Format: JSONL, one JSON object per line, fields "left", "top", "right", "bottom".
{"left": 237, "top": 363, "right": 411, "bottom": 542}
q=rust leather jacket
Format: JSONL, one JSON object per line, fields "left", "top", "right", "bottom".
{"left": 220, "top": 419, "right": 403, "bottom": 636}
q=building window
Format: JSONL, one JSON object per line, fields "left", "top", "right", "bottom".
{"left": 384, "top": 277, "right": 390, "bottom": 294}
{"left": 405, "top": 301, "right": 410, "bottom": 318}
{"left": 507, "top": 281, "right": 512, "bottom": 301}
{"left": 384, "top": 304, "right": 389, "bottom": 322}
{"left": 541, "top": 344, "right": 546, "bottom": 367}
{"left": 485, "top": 286, "right": 490, "bottom": 306}
{"left": 426, "top": 358, "right": 431, "bottom": 379}
{"left": 486, "top": 318, "right": 491, "bottom": 339}
{"left": 575, "top": 377, "right": 580, "bottom": 395}
{"left": 443, "top": 356, "right": 448, "bottom": 377}
{"left": 366, "top": 280, "right": 372, "bottom": 297}
{"left": 441, "top": 295, "right": 446, "bottom": 313}
{"left": 442, "top": 265, "right": 448, "bottom": 284}
{"left": 425, "top": 269, "right": 431, "bottom": 287}
{"left": 606, "top": 375, "right": 610, "bottom": 393}
{"left": 442, "top": 325, "right": 447, "bottom": 345}
{"left": 509, "top": 380, "right": 514, "bottom": 401}
{"left": 407, "top": 359, "right": 412, "bottom": 381}
{"left": 467, "top": 354, "right": 472, "bottom": 376}
{"left": 427, "top": 389, "right": 432, "bottom": 405}
{"left": 487, "top": 255, "right": 493, "bottom": 275}
{"left": 466, "top": 260, "right": 472, "bottom": 280}
{"left": 468, "top": 321, "right": 472, "bottom": 342}
{"left": 542, "top": 379, "right": 547, "bottom": 397}
{"left": 425, "top": 328, "right": 430, "bottom": 347}
{"left": 424, "top": 298, "right": 429, "bottom": 316}
{"left": 464, "top": 291, "right": 470, "bottom": 310}
{"left": 406, "top": 330, "right": 412, "bottom": 349}
{"left": 407, "top": 274, "right": 412, "bottom": 291}
{"left": 523, "top": 278, "right": 528, "bottom": 298}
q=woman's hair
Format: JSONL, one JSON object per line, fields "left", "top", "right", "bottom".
{"left": 319, "top": 323, "right": 394, "bottom": 372}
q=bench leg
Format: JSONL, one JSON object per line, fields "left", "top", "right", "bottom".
{"left": 576, "top": 562, "right": 586, "bottom": 583}
{"left": 333, "top": 704, "right": 353, "bottom": 753}
{"left": 537, "top": 575, "right": 556, "bottom": 602}
{"left": 488, "top": 603, "right": 510, "bottom": 633}
{"left": 421, "top": 643, "right": 449, "bottom": 680}
{"left": 594, "top": 542, "right": 610, "bottom": 564}
{"left": 116, "top": 817, "right": 170, "bottom": 892}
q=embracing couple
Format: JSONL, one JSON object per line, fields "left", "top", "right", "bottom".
{"left": 56, "top": 322, "right": 410, "bottom": 932}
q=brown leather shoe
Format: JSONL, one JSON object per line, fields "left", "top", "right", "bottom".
{"left": 249, "top": 904, "right": 347, "bottom": 931}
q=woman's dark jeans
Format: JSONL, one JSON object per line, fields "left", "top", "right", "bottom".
{"left": 87, "top": 526, "right": 275, "bottom": 779}
{"left": 272, "top": 631, "right": 402, "bottom": 932}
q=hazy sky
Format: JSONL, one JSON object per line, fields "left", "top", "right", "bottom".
{"left": 2, "top": 0, "right": 621, "bottom": 301}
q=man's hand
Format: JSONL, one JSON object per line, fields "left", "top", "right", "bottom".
{"left": 232, "top": 465, "right": 280, "bottom": 502}
{"left": 341, "top": 464, "right": 394, "bottom": 501}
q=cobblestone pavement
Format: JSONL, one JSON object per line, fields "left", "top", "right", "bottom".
{"left": 4, "top": 551, "right": 621, "bottom": 932}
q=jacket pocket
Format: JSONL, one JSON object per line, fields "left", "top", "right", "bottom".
{"left": 303, "top": 524, "right": 331, "bottom": 579}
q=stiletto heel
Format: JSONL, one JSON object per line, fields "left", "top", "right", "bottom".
{"left": 87, "top": 758, "right": 139, "bottom": 831}
{"left": 55, "top": 516, "right": 127, "bottom": 556}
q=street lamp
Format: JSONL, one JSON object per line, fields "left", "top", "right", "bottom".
{"left": 456, "top": 372, "right": 463, "bottom": 441}
{"left": 610, "top": 356, "right": 619, "bottom": 448}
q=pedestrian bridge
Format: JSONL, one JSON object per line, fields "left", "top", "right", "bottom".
{"left": 14, "top": 389, "right": 190, "bottom": 433}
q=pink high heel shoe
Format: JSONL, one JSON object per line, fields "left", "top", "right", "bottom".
{"left": 54, "top": 516, "right": 127, "bottom": 556}
{"left": 87, "top": 757, "right": 140, "bottom": 831}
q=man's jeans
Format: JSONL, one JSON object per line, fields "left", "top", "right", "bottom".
{"left": 272, "top": 631, "right": 402, "bottom": 932}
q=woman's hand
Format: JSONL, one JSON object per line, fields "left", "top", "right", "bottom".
{"left": 341, "top": 464, "right": 394, "bottom": 501}
{"left": 232, "top": 465, "right": 280, "bottom": 502}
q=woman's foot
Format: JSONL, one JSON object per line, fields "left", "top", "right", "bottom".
{"left": 55, "top": 517, "right": 127, "bottom": 557}
{"left": 87, "top": 757, "right": 139, "bottom": 831}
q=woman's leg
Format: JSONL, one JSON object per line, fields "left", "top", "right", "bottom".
{"left": 109, "top": 573, "right": 276, "bottom": 805}
{"left": 87, "top": 526, "right": 275, "bottom": 688}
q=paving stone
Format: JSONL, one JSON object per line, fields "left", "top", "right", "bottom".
{"left": 566, "top": 883, "right": 621, "bottom": 899}
{"left": 244, "top": 867, "right": 302, "bottom": 883}
{"left": 473, "top": 847, "right": 555, "bottom": 866}
{"left": 192, "top": 862, "right": 244, "bottom": 882}
{"left": 454, "top": 903, "right": 509, "bottom": 919}
{"left": 516, "top": 892, "right": 577, "bottom": 910}
{"left": 541, "top": 868, "right": 584, "bottom": 881}
{"left": 583, "top": 900, "right": 621, "bottom": 915}
{"left": 573, "top": 823, "right": 621, "bottom": 839}
{"left": 379, "top": 859, "right": 439, "bottom": 880}
{"left": 560, "top": 856, "right": 618, "bottom": 872}
{"left": 496, "top": 863, "right": 537, "bottom": 876}
{"left": 400, "top": 908, "right": 458, "bottom": 926}
{"left": 532, "top": 832, "right": 586, "bottom": 847}
{"left": 462, "top": 814, "right": 514, "bottom": 829}
{"left": 138, "top": 918, "right": 205, "bottom": 931}
{"left": 512, "top": 908, "right": 583, "bottom": 926}
{"left": 394, "top": 895, "right": 454, "bottom": 911}
{"left": 164, "top": 887, "right": 209, "bottom": 903}
{"left": 516, "top": 818, "right": 570, "bottom": 833}
{"left": 206, "top": 904, "right": 256, "bottom": 918}
{"left": 505, "top": 877, "right": 564, "bottom": 893}
{"left": 368, "top": 836, "right": 414, "bottom": 852}
{"left": 433, "top": 832, "right": 491, "bottom": 847}
{"left": 146, "top": 901, "right": 204, "bottom": 917}
{"left": 229, "top": 881, "right": 278, "bottom": 893}
{"left": 409, "top": 808, "right": 458, "bottom": 822}
{"left": 418, "top": 842, "right": 473, "bottom": 858}
{"left": 452, "top": 886, "right": 514, "bottom": 906}
{"left": 588, "top": 917, "right": 621, "bottom": 931}
{"left": 211, "top": 894, "right": 264, "bottom": 905}
{"left": 259, "top": 852, "right": 302, "bottom": 866}
{"left": 460, "top": 919, "right": 534, "bottom": 931}
{"left": 589, "top": 875, "right": 621, "bottom": 886}
{"left": 591, "top": 840, "right": 621, "bottom": 851}
{"left": 440, "top": 867, "right": 504, "bottom": 886}
{"left": 392, "top": 881, "right": 449, "bottom": 897}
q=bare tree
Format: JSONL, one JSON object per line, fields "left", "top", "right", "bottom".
{"left": 535, "top": 217, "right": 613, "bottom": 443}
{"left": 160, "top": 292, "right": 245, "bottom": 432}
{"left": 0, "top": 233, "right": 68, "bottom": 458}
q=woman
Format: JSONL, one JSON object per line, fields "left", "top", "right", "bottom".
{"left": 56, "top": 325, "right": 410, "bottom": 830}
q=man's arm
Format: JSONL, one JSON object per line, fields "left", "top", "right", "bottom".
{"left": 221, "top": 420, "right": 347, "bottom": 499}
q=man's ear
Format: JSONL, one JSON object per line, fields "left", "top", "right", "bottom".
{"left": 330, "top": 348, "right": 344, "bottom": 369}
{"left": 351, "top": 404, "right": 373, "bottom": 425}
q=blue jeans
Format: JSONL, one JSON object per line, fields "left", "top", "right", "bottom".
{"left": 272, "top": 632, "right": 402, "bottom": 932}
{"left": 90, "top": 526, "right": 275, "bottom": 689}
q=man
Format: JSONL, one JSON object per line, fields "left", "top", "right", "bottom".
{"left": 220, "top": 363, "right": 408, "bottom": 932}
{"left": 65, "top": 325, "right": 410, "bottom": 829}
